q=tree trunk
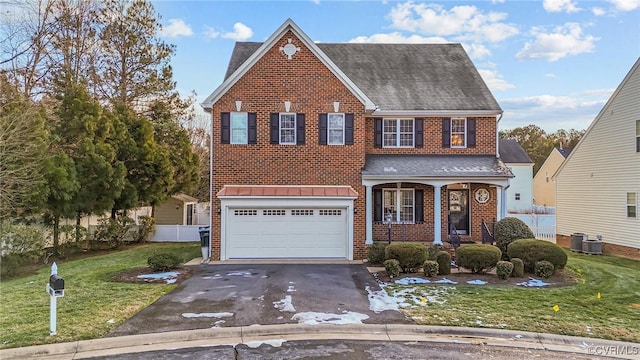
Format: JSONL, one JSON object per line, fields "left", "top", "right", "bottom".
{"left": 53, "top": 215, "right": 60, "bottom": 254}
{"left": 76, "top": 212, "right": 81, "bottom": 242}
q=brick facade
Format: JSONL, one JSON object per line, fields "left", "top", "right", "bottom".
{"left": 209, "top": 29, "right": 500, "bottom": 261}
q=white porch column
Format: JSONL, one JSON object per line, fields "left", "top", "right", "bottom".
{"left": 365, "top": 185, "right": 373, "bottom": 245}
{"left": 433, "top": 185, "right": 443, "bottom": 245}
{"left": 500, "top": 186, "right": 508, "bottom": 219}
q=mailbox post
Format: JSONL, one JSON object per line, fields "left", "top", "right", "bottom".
{"left": 46, "top": 262, "right": 64, "bottom": 336}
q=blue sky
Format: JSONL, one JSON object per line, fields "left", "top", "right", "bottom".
{"left": 151, "top": 0, "right": 639, "bottom": 132}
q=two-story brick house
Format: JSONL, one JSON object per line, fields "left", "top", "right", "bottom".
{"left": 202, "top": 19, "right": 513, "bottom": 261}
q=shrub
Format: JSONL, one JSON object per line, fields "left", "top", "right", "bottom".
{"left": 147, "top": 253, "right": 182, "bottom": 272}
{"left": 494, "top": 217, "right": 534, "bottom": 260}
{"left": 496, "top": 261, "right": 514, "bottom": 279}
{"left": 383, "top": 259, "right": 401, "bottom": 278}
{"left": 385, "top": 243, "right": 428, "bottom": 273}
{"left": 423, "top": 260, "right": 439, "bottom": 277}
{"left": 92, "top": 216, "right": 135, "bottom": 249}
{"left": 507, "top": 239, "right": 568, "bottom": 273}
{"left": 535, "top": 260, "right": 555, "bottom": 278}
{"left": 436, "top": 251, "right": 451, "bottom": 275}
{"left": 135, "top": 216, "right": 156, "bottom": 243}
{"left": 511, "top": 258, "right": 524, "bottom": 278}
{"left": 455, "top": 244, "right": 501, "bottom": 274}
{"left": 367, "top": 242, "right": 388, "bottom": 265}
{"left": 0, "top": 224, "right": 46, "bottom": 261}
{"left": 427, "top": 244, "right": 444, "bottom": 260}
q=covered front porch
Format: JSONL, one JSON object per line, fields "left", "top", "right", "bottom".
{"left": 362, "top": 154, "right": 513, "bottom": 245}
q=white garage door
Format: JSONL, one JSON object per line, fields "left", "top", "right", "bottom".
{"left": 226, "top": 208, "right": 348, "bottom": 259}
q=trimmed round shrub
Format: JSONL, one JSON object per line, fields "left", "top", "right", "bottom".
{"left": 507, "top": 239, "right": 568, "bottom": 273}
{"left": 535, "top": 260, "right": 555, "bottom": 278}
{"left": 384, "top": 259, "right": 401, "bottom": 278}
{"left": 455, "top": 244, "right": 501, "bottom": 274}
{"left": 494, "top": 217, "right": 534, "bottom": 260}
{"left": 510, "top": 258, "right": 524, "bottom": 278}
{"left": 436, "top": 251, "right": 451, "bottom": 275}
{"left": 496, "top": 261, "right": 514, "bottom": 279}
{"left": 423, "top": 260, "right": 439, "bottom": 277}
{"left": 385, "top": 242, "right": 428, "bottom": 273}
{"left": 367, "top": 242, "right": 388, "bottom": 265}
{"left": 148, "top": 253, "right": 182, "bottom": 272}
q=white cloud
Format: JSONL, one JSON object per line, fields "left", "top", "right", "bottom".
{"left": 543, "top": 0, "right": 581, "bottom": 13}
{"left": 387, "top": 2, "right": 519, "bottom": 43}
{"left": 516, "top": 23, "right": 598, "bottom": 61}
{"left": 159, "top": 19, "right": 193, "bottom": 38}
{"left": 221, "top": 22, "right": 254, "bottom": 41}
{"left": 545, "top": 73, "right": 557, "bottom": 78}
{"left": 606, "top": 0, "right": 640, "bottom": 11}
{"left": 348, "top": 32, "right": 448, "bottom": 44}
{"left": 591, "top": 7, "right": 606, "bottom": 15}
{"left": 478, "top": 69, "right": 515, "bottom": 91}
{"left": 204, "top": 26, "right": 220, "bottom": 39}
{"left": 462, "top": 43, "right": 492, "bottom": 59}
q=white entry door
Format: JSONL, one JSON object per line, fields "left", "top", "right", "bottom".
{"left": 226, "top": 208, "right": 348, "bottom": 259}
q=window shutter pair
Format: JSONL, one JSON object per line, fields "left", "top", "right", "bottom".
{"left": 442, "top": 117, "right": 476, "bottom": 148}
{"left": 220, "top": 112, "right": 257, "bottom": 144}
{"left": 318, "top": 114, "right": 354, "bottom": 145}
{"left": 374, "top": 118, "right": 423, "bottom": 148}
{"left": 270, "top": 113, "right": 305, "bottom": 145}
{"left": 373, "top": 189, "right": 424, "bottom": 222}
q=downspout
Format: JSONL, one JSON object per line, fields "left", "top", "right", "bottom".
{"left": 208, "top": 110, "right": 213, "bottom": 260}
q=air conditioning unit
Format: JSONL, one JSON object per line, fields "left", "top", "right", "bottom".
{"left": 582, "top": 238, "right": 603, "bottom": 255}
{"left": 570, "top": 233, "right": 587, "bottom": 252}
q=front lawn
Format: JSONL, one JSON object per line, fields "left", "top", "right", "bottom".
{"left": 0, "top": 242, "right": 200, "bottom": 349}
{"left": 392, "top": 251, "right": 640, "bottom": 342}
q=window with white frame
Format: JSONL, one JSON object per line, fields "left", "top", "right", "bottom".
{"left": 627, "top": 192, "right": 637, "bottom": 218}
{"left": 383, "top": 119, "right": 414, "bottom": 147}
{"left": 231, "top": 112, "right": 248, "bottom": 144}
{"left": 451, "top": 118, "right": 466, "bottom": 147}
{"left": 279, "top": 113, "right": 296, "bottom": 144}
{"left": 383, "top": 189, "right": 414, "bottom": 223}
{"left": 328, "top": 113, "right": 345, "bottom": 145}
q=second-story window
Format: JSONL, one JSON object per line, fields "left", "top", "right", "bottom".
{"left": 279, "top": 113, "right": 296, "bottom": 145}
{"left": 328, "top": 113, "right": 345, "bottom": 145}
{"left": 451, "top": 118, "right": 466, "bottom": 147}
{"left": 231, "top": 112, "right": 248, "bottom": 144}
{"left": 383, "top": 119, "right": 414, "bottom": 148}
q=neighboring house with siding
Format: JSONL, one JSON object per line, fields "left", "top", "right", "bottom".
{"left": 532, "top": 147, "right": 572, "bottom": 207}
{"left": 555, "top": 58, "right": 640, "bottom": 258}
{"left": 498, "top": 139, "right": 534, "bottom": 213}
{"left": 154, "top": 194, "right": 198, "bottom": 225}
{"left": 201, "top": 19, "right": 513, "bottom": 261}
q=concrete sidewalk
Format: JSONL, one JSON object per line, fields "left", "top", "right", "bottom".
{"left": 2, "top": 324, "right": 639, "bottom": 360}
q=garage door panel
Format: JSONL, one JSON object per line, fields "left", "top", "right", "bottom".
{"left": 226, "top": 207, "right": 348, "bottom": 259}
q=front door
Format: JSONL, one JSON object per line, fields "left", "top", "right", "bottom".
{"left": 448, "top": 190, "right": 470, "bottom": 235}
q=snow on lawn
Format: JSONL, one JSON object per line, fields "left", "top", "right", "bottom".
{"left": 273, "top": 295, "right": 296, "bottom": 312}
{"left": 366, "top": 285, "right": 454, "bottom": 313}
{"left": 137, "top": 271, "right": 179, "bottom": 284}
{"left": 466, "top": 279, "right": 488, "bottom": 285}
{"left": 394, "top": 277, "right": 431, "bottom": 285}
{"left": 291, "top": 311, "right": 369, "bottom": 325}
{"left": 517, "top": 278, "right": 553, "bottom": 287}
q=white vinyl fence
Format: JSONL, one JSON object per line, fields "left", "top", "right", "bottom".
{"left": 151, "top": 225, "right": 202, "bottom": 242}
{"left": 509, "top": 213, "right": 556, "bottom": 242}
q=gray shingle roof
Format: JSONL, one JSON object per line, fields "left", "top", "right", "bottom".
{"left": 224, "top": 42, "right": 501, "bottom": 112}
{"left": 362, "top": 154, "right": 513, "bottom": 178}
{"left": 499, "top": 139, "right": 534, "bottom": 164}
{"left": 557, "top": 147, "right": 573, "bottom": 158}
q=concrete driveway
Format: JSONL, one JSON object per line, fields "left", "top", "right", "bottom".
{"left": 107, "top": 263, "right": 412, "bottom": 336}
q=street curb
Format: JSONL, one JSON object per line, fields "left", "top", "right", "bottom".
{"left": 1, "top": 324, "right": 639, "bottom": 360}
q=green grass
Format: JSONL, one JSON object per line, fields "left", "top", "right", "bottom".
{"left": 0, "top": 242, "right": 200, "bottom": 349}
{"left": 394, "top": 252, "right": 640, "bottom": 342}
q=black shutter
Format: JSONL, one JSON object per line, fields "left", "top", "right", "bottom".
{"left": 318, "top": 114, "right": 327, "bottom": 145}
{"left": 345, "top": 113, "right": 354, "bottom": 145}
{"left": 415, "top": 189, "right": 424, "bottom": 223}
{"left": 248, "top": 113, "right": 257, "bottom": 144}
{"left": 442, "top": 117, "right": 451, "bottom": 148}
{"left": 221, "top": 112, "right": 230, "bottom": 144}
{"left": 374, "top": 189, "right": 382, "bottom": 222}
{"left": 415, "top": 118, "right": 424, "bottom": 148}
{"left": 296, "top": 113, "right": 305, "bottom": 145}
{"left": 467, "top": 118, "right": 476, "bottom": 148}
{"left": 270, "top": 113, "right": 279, "bottom": 144}
{"left": 374, "top": 118, "right": 383, "bottom": 148}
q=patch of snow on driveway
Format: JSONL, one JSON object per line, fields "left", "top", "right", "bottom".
{"left": 291, "top": 311, "right": 369, "bottom": 325}
{"left": 273, "top": 295, "right": 296, "bottom": 312}
{"left": 182, "top": 312, "right": 234, "bottom": 318}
